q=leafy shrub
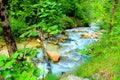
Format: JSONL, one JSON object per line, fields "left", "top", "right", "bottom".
{"left": 62, "top": 16, "right": 75, "bottom": 28}
{"left": 8, "top": 0, "right": 67, "bottom": 38}
{"left": 0, "top": 48, "right": 40, "bottom": 80}
{"left": 51, "top": 0, "right": 92, "bottom": 26}
{"left": 30, "top": 0, "right": 65, "bottom": 34}
{"left": 9, "top": 17, "right": 29, "bottom": 37}
{"left": 57, "top": 0, "right": 75, "bottom": 16}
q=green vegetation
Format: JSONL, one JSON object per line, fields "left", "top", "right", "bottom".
{"left": 0, "top": 48, "right": 40, "bottom": 80}
{"left": 0, "top": 46, "right": 60, "bottom": 80}
{"left": 0, "top": 0, "right": 120, "bottom": 80}
{"left": 75, "top": 33, "right": 120, "bottom": 80}
{"left": 74, "top": 0, "right": 120, "bottom": 79}
{"left": 1, "top": 0, "right": 117, "bottom": 38}
{"left": 45, "top": 74, "right": 59, "bottom": 80}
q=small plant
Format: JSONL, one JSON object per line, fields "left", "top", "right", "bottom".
{"left": 45, "top": 74, "right": 59, "bottom": 80}
{"left": 0, "top": 48, "right": 40, "bottom": 80}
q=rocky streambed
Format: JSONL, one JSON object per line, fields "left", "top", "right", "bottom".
{"left": 33, "top": 26, "right": 103, "bottom": 79}
{"left": 0, "top": 25, "right": 103, "bottom": 79}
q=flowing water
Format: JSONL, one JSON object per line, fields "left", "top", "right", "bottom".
{"left": 33, "top": 26, "right": 100, "bottom": 79}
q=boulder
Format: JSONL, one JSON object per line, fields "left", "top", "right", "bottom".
{"left": 47, "top": 51, "right": 60, "bottom": 62}
{"left": 72, "top": 30, "right": 85, "bottom": 33}
{"left": 81, "top": 34, "right": 91, "bottom": 38}
{"left": 78, "top": 30, "right": 85, "bottom": 32}
{"left": 72, "top": 30, "right": 77, "bottom": 32}
{"left": 60, "top": 75, "right": 89, "bottom": 80}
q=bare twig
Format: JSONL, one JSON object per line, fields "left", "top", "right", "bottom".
{"left": 37, "top": 28, "right": 52, "bottom": 73}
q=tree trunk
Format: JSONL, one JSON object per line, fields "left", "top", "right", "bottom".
{"left": 109, "top": 0, "right": 118, "bottom": 33}
{"left": 0, "top": 0, "right": 17, "bottom": 56}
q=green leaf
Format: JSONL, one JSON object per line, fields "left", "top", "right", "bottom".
{"left": 50, "top": 25, "right": 58, "bottom": 30}
{"left": 45, "top": 74, "right": 59, "bottom": 80}
{"left": 11, "top": 71, "right": 20, "bottom": 77}
{"left": 32, "top": 4, "right": 40, "bottom": 8}
{"left": 6, "top": 77, "right": 12, "bottom": 80}
{"left": 0, "top": 55, "right": 8, "bottom": 61}
{"left": 4, "top": 59, "right": 15, "bottom": 70}
{"left": 20, "top": 32, "right": 29, "bottom": 38}
{"left": 50, "top": 30, "right": 59, "bottom": 34}
{"left": 28, "top": 31, "right": 38, "bottom": 37}
{"left": 30, "top": 76, "right": 37, "bottom": 80}
{"left": 39, "top": 14, "right": 48, "bottom": 18}
{"left": 21, "top": 71, "right": 31, "bottom": 80}
{"left": 33, "top": 68, "right": 41, "bottom": 77}
{"left": 42, "top": 27, "right": 47, "bottom": 31}
{"left": 11, "top": 52, "right": 19, "bottom": 59}
{"left": 1, "top": 70, "right": 10, "bottom": 77}
{"left": 0, "top": 61, "right": 4, "bottom": 67}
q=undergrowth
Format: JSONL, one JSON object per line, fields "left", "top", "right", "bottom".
{"left": 0, "top": 48, "right": 40, "bottom": 80}
{"left": 75, "top": 33, "right": 120, "bottom": 80}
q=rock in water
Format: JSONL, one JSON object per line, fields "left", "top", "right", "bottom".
{"left": 47, "top": 51, "right": 60, "bottom": 62}
{"left": 60, "top": 75, "right": 89, "bottom": 80}
{"left": 81, "top": 34, "right": 91, "bottom": 38}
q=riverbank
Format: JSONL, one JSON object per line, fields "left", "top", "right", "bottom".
{"left": 74, "top": 34, "right": 120, "bottom": 80}
{"left": 0, "top": 38, "right": 41, "bottom": 55}
{"left": 0, "top": 26, "right": 105, "bottom": 80}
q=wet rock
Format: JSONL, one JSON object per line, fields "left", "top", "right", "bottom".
{"left": 56, "top": 34, "right": 67, "bottom": 39}
{"left": 59, "top": 39, "right": 65, "bottom": 43}
{"left": 65, "top": 28, "right": 91, "bottom": 40}
{"left": 47, "top": 34, "right": 68, "bottom": 44}
{"left": 61, "top": 75, "right": 89, "bottom": 80}
{"left": 46, "top": 43, "right": 59, "bottom": 52}
{"left": 0, "top": 49, "right": 9, "bottom": 56}
{"left": 72, "top": 30, "right": 77, "bottom": 32}
{"left": 72, "top": 30, "right": 86, "bottom": 33}
{"left": 47, "top": 51, "right": 60, "bottom": 62}
{"left": 78, "top": 30, "right": 85, "bottom": 32}
{"left": 81, "top": 34, "right": 91, "bottom": 38}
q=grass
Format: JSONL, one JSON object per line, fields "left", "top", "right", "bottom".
{"left": 74, "top": 33, "right": 120, "bottom": 80}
